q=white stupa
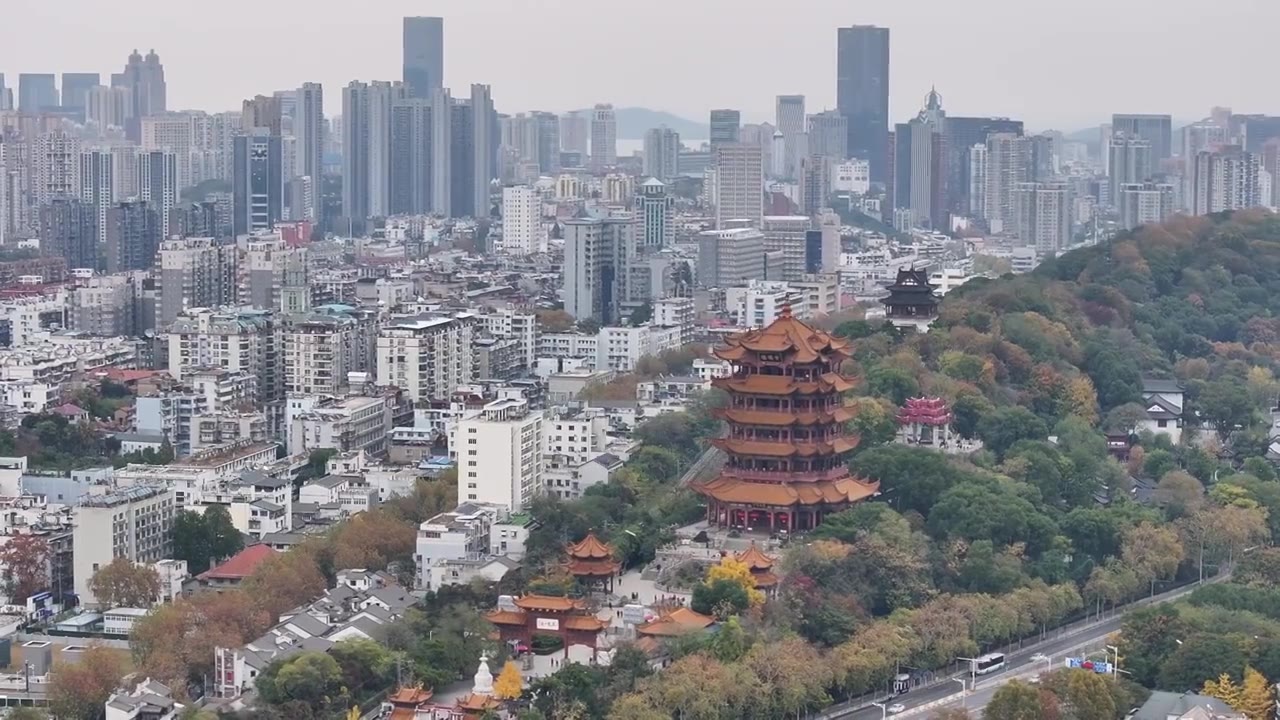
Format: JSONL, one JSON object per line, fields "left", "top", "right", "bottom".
{"left": 473, "top": 653, "right": 494, "bottom": 696}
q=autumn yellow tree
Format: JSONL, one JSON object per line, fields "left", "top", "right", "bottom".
{"left": 1203, "top": 673, "right": 1244, "bottom": 708}
{"left": 494, "top": 660, "right": 523, "bottom": 700}
{"left": 705, "top": 556, "right": 765, "bottom": 607}
{"left": 1239, "top": 666, "right": 1274, "bottom": 720}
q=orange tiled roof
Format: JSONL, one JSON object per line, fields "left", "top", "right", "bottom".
{"left": 562, "top": 615, "right": 608, "bottom": 632}
{"left": 695, "top": 475, "right": 880, "bottom": 507}
{"left": 713, "top": 436, "right": 861, "bottom": 457}
{"left": 456, "top": 692, "right": 502, "bottom": 712}
{"left": 719, "top": 406, "right": 858, "bottom": 426}
{"left": 485, "top": 609, "right": 527, "bottom": 626}
{"left": 567, "top": 557, "right": 620, "bottom": 577}
{"left": 513, "top": 594, "right": 587, "bottom": 612}
{"left": 567, "top": 532, "right": 614, "bottom": 560}
{"left": 387, "top": 687, "right": 434, "bottom": 705}
{"left": 714, "top": 373, "right": 856, "bottom": 396}
{"left": 637, "top": 607, "right": 716, "bottom": 637}
{"left": 752, "top": 571, "right": 780, "bottom": 588}
{"left": 735, "top": 543, "right": 776, "bottom": 571}
{"left": 713, "top": 310, "right": 852, "bottom": 365}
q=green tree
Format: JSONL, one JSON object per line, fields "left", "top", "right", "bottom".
{"left": 258, "top": 651, "right": 348, "bottom": 710}
{"left": 708, "top": 616, "right": 751, "bottom": 662}
{"left": 171, "top": 506, "right": 244, "bottom": 575}
{"left": 950, "top": 393, "right": 993, "bottom": 440}
{"left": 866, "top": 366, "right": 920, "bottom": 405}
{"left": 985, "top": 681, "right": 1045, "bottom": 720}
{"left": 691, "top": 578, "right": 751, "bottom": 618}
{"left": 1158, "top": 633, "right": 1248, "bottom": 691}
{"left": 976, "top": 407, "right": 1048, "bottom": 458}
{"left": 329, "top": 638, "right": 393, "bottom": 694}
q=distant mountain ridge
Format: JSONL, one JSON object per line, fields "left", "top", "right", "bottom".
{"left": 572, "top": 107, "right": 707, "bottom": 140}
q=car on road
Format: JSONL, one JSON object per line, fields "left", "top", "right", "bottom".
{"left": 888, "top": 704, "right": 906, "bottom": 714}
{"left": 1031, "top": 653, "right": 1049, "bottom": 662}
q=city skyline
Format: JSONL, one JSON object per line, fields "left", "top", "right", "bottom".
{"left": 4, "top": 0, "right": 1277, "bottom": 131}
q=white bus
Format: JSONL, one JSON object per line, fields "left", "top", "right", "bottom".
{"left": 972, "top": 653, "right": 1006, "bottom": 675}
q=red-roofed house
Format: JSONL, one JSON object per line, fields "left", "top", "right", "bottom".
{"left": 192, "top": 544, "right": 277, "bottom": 592}
{"left": 50, "top": 403, "right": 89, "bottom": 423}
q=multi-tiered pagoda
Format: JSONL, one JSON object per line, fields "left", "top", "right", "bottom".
{"left": 881, "top": 268, "right": 939, "bottom": 332}
{"left": 694, "top": 307, "right": 880, "bottom": 532}
{"left": 565, "top": 532, "right": 620, "bottom": 592}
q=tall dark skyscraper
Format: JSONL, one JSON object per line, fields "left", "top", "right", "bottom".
{"left": 60, "top": 73, "right": 100, "bottom": 119}
{"left": 116, "top": 50, "right": 167, "bottom": 141}
{"left": 18, "top": 74, "right": 58, "bottom": 113}
{"left": 233, "top": 131, "right": 283, "bottom": 237}
{"left": 40, "top": 198, "right": 99, "bottom": 272}
{"left": 836, "top": 25, "right": 891, "bottom": 184}
{"left": 709, "top": 109, "right": 742, "bottom": 151}
{"left": 390, "top": 99, "right": 433, "bottom": 215}
{"left": 403, "top": 17, "right": 445, "bottom": 100}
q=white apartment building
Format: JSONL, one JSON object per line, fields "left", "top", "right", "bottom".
{"left": 415, "top": 501, "right": 507, "bottom": 590}
{"left": 596, "top": 325, "right": 682, "bottom": 373}
{"left": 73, "top": 485, "right": 176, "bottom": 608}
{"left": 833, "top": 159, "right": 871, "bottom": 194}
{"left": 692, "top": 358, "right": 732, "bottom": 382}
{"left": 653, "top": 297, "right": 695, "bottom": 336}
{"left": 285, "top": 394, "right": 390, "bottom": 457}
{"left": 500, "top": 185, "right": 544, "bottom": 254}
{"left": 791, "top": 273, "right": 843, "bottom": 318}
{"left": 377, "top": 314, "right": 479, "bottom": 402}
{"left": 0, "top": 290, "right": 69, "bottom": 349}
{"left": 714, "top": 142, "right": 764, "bottom": 229}
{"left": 166, "top": 308, "right": 281, "bottom": 404}
{"left": 537, "top": 332, "right": 599, "bottom": 360}
{"left": 726, "top": 280, "right": 809, "bottom": 328}
{"left": 761, "top": 215, "right": 811, "bottom": 282}
{"left": 450, "top": 398, "right": 543, "bottom": 512}
{"left": 282, "top": 309, "right": 380, "bottom": 396}
{"left": 480, "top": 309, "right": 538, "bottom": 371}
{"left": 298, "top": 474, "right": 379, "bottom": 514}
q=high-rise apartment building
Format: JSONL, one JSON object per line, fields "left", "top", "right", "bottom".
{"left": 1112, "top": 113, "right": 1173, "bottom": 162}
{"left": 1014, "top": 182, "right": 1071, "bottom": 256}
{"left": 377, "top": 313, "right": 479, "bottom": 402}
{"left": 60, "top": 73, "right": 100, "bottom": 120}
{"left": 979, "top": 133, "right": 1031, "bottom": 231}
{"left": 1108, "top": 133, "right": 1154, "bottom": 207}
{"left": 430, "top": 88, "right": 453, "bottom": 216}
{"left": 563, "top": 211, "right": 638, "bottom": 323}
{"left": 138, "top": 149, "right": 178, "bottom": 237}
{"left": 1192, "top": 146, "right": 1262, "bottom": 215}
{"left": 761, "top": 215, "right": 811, "bottom": 281}
{"left": 590, "top": 104, "right": 617, "bottom": 172}
{"left": 469, "top": 85, "right": 495, "bottom": 219}
{"left": 642, "top": 127, "right": 680, "bottom": 183}
{"left": 233, "top": 132, "right": 283, "bottom": 236}
{"left": 33, "top": 132, "right": 81, "bottom": 208}
{"left": 560, "top": 111, "right": 589, "bottom": 160}
{"left": 500, "top": 185, "right": 541, "bottom": 254}
{"left": 167, "top": 308, "right": 282, "bottom": 402}
{"left": 241, "top": 94, "right": 283, "bottom": 137}
{"left": 837, "top": 25, "right": 890, "bottom": 182}
{"left": 40, "top": 198, "right": 99, "bottom": 272}
{"left": 282, "top": 307, "right": 379, "bottom": 396}
{"left": 79, "top": 148, "right": 116, "bottom": 249}
{"left": 710, "top": 109, "right": 742, "bottom": 151}
{"left": 156, "top": 237, "right": 239, "bottom": 328}
{"left": 713, "top": 142, "right": 764, "bottom": 229}
{"left": 241, "top": 234, "right": 307, "bottom": 312}
{"left": 636, "top": 178, "right": 675, "bottom": 250}
{"left": 104, "top": 200, "right": 162, "bottom": 273}
{"left": 85, "top": 85, "right": 133, "bottom": 132}
{"left": 944, "top": 116, "right": 1024, "bottom": 214}
{"left": 451, "top": 398, "right": 544, "bottom": 512}
{"left": 1118, "top": 182, "right": 1176, "bottom": 230}
{"left": 341, "top": 80, "right": 407, "bottom": 224}
{"left": 18, "top": 74, "right": 58, "bottom": 113}
{"left": 403, "top": 17, "right": 445, "bottom": 99}
{"left": 389, "top": 98, "right": 433, "bottom": 215}
{"left": 531, "top": 111, "right": 560, "bottom": 175}
{"left": 893, "top": 90, "right": 947, "bottom": 230}
{"left": 74, "top": 486, "right": 175, "bottom": 608}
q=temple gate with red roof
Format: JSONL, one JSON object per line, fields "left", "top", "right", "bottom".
{"left": 565, "top": 533, "right": 620, "bottom": 593}
{"left": 734, "top": 543, "right": 780, "bottom": 594}
{"left": 484, "top": 594, "right": 606, "bottom": 660}
{"left": 896, "top": 396, "right": 954, "bottom": 447}
{"left": 693, "top": 307, "right": 880, "bottom": 531}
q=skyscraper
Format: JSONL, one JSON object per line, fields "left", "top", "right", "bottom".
{"left": 341, "top": 80, "right": 406, "bottom": 224}
{"left": 710, "top": 109, "right": 742, "bottom": 151}
{"left": 430, "top": 88, "right": 453, "bottom": 216}
{"left": 563, "top": 211, "right": 637, "bottom": 323}
{"left": 0, "top": 74, "right": 8, "bottom": 112}
{"left": 86, "top": 85, "right": 133, "bottom": 132}
{"left": 1192, "top": 146, "right": 1262, "bottom": 215}
{"left": 403, "top": 17, "right": 445, "bottom": 99}
{"left": 776, "top": 95, "right": 806, "bottom": 178}
{"left": 1108, "top": 133, "right": 1153, "bottom": 206}
{"left": 944, "top": 116, "right": 1024, "bottom": 214}
{"left": 470, "top": 85, "right": 496, "bottom": 218}
{"left": 80, "top": 148, "right": 116, "bottom": 248}
{"left": 242, "top": 95, "right": 283, "bottom": 135}
{"left": 1014, "top": 182, "right": 1071, "bottom": 256}
{"left": 296, "top": 83, "right": 325, "bottom": 182}
{"left": 590, "top": 104, "right": 617, "bottom": 172}
{"left": 18, "top": 74, "right": 58, "bottom": 113}
{"left": 1112, "top": 114, "right": 1173, "bottom": 162}
{"left": 116, "top": 50, "right": 167, "bottom": 141}
{"left": 713, "top": 142, "right": 764, "bottom": 229}
{"left": 60, "top": 73, "right": 100, "bottom": 119}
{"left": 501, "top": 185, "right": 541, "bottom": 254}
{"left": 979, "top": 133, "right": 1031, "bottom": 231}
{"left": 836, "top": 25, "right": 890, "bottom": 183}
{"left": 636, "top": 178, "right": 675, "bottom": 249}
{"left": 532, "top": 111, "right": 561, "bottom": 175}
{"left": 233, "top": 131, "right": 283, "bottom": 236}
{"left": 643, "top": 127, "right": 680, "bottom": 183}
{"left": 807, "top": 110, "right": 849, "bottom": 162}
{"left": 893, "top": 90, "right": 947, "bottom": 230}
{"left": 138, "top": 150, "right": 178, "bottom": 237}
{"left": 40, "top": 198, "right": 99, "bottom": 272}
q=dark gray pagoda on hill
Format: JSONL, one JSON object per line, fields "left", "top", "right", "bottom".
{"left": 881, "top": 268, "right": 939, "bottom": 332}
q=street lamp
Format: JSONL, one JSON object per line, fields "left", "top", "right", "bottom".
{"left": 1106, "top": 645, "right": 1120, "bottom": 677}
{"left": 1042, "top": 655, "right": 1053, "bottom": 673}
{"left": 952, "top": 677, "right": 967, "bottom": 708}
{"left": 871, "top": 701, "right": 887, "bottom": 720}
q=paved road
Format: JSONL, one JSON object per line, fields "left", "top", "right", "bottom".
{"left": 824, "top": 577, "right": 1220, "bottom": 719}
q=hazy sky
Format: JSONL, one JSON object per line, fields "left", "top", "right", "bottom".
{"left": 4, "top": 0, "right": 1277, "bottom": 132}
